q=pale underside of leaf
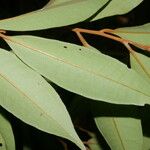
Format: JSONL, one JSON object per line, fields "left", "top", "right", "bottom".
{"left": 0, "top": 0, "right": 142, "bottom": 31}
{"left": 112, "top": 23, "right": 150, "bottom": 80}
{"left": 0, "top": 49, "right": 85, "bottom": 150}
{"left": 0, "top": 112, "right": 15, "bottom": 150}
{"left": 130, "top": 51, "right": 150, "bottom": 82}
{"left": 113, "top": 23, "right": 150, "bottom": 46}
{"left": 92, "top": 104, "right": 143, "bottom": 150}
{"left": 0, "top": 132, "right": 7, "bottom": 150}
{"left": 95, "top": 117, "right": 142, "bottom": 150}
{"left": 0, "top": 0, "right": 107, "bottom": 31}
{"left": 43, "top": 0, "right": 88, "bottom": 9}
{"left": 5, "top": 35, "right": 150, "bottom": 106}
{"left": 92, "top": 0, "right": 143, "bottom": 21}
{"left": 143, "top": 136, "right": 150, "bottom": 150}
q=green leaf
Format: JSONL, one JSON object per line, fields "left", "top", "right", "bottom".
{"left": 0, "top": 111, "right": 15, "bottom": 150}
{"left": 0, "top": 49, "right": 85, "bottom": 150}
{"left": 113, "top": 23, "right": 150, "bottom": 46}
{"left": 113, "top": 23, "right": 150, "bottom": 80}
{"left": 0, "top": 0, "right": 142, "bottom": 31}
{"left": 0, "top": 0, "right": 107, "bottom": 31}
{"left": 92, "top": 0, "right": 142, "bottom": 21}
{"left": 130, "top": 52, "right": 150, "bottom": 81}
{"left": 0, "top": 133, "right": 6, "bottom": 150}
{"left": 92, "top": 103, "right": 143, "bottom": 150}
{"left": 5, "top": 35, "right": 150, "bottom": 105}
{"left": 43, "top": 0, "right": 83, "bottom": 8}
{"left": 143, "top": 136, "right": 150, "bottom": 150}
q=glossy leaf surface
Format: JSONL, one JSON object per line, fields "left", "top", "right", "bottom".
{"left": 0, "top": 49, "right": 85, "bottom": 150}
{"left": 5, "top": 35, "right": 150, "bottom": 105}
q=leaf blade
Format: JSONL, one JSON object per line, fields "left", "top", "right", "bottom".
{"left": 0, "top": 48, "right": 85, "bottom": 150}
{"left": 0, "top": 0, "right": 107, "bottom": 31}
{"left": 0, "top": 111, "right": 15, "bottom": 150}
{"left": 92, "top": 0, "right": 142, "bottom": 21}
{"left": 113, "top": 23, "right": 150, "bottom": 46}
{"left": 0, "top": 0, "right": 142, "bottom": 31}
{"left": 130, "top": 51, "right": 150, "bottom": 81}
{"left": 0, "top": 133, "right": 6, "bottom": 150}
{"left": 5, "top": 35, "right": 150, "bottom": 105}
{"left": 92, "top": 103, "right": 143, "bottom": 150}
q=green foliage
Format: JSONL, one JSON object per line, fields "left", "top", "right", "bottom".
{"left": 92, "top": 103, "right": 143, "bottom": 150}
{"left": 0, "top": 49, "right": 84, "bottom": 149}
{"left": 0, "top": 111, "right": 15, "bottom": 150}
{"left": 0, "top": 0, "right": 142, "bottom": 31}
{"left": 0, "top": 0, "right": 149, "bottom": 150}
{"left": 4, "top": 35, "right": 150, "bottom": 105}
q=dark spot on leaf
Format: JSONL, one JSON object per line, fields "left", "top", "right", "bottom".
{"left": 0, "top": 143, "right": 2, "bottom": 146}
{"left": 79, "top": 49, "right": 82, "bottom": 51}
{"left": 63, "top": 46, "right": 67, "bottom": 48}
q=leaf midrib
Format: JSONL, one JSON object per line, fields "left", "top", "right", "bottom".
{"left": 6, "top": 36, "right": 150, "bottom": 98}
{"left": 112, "top": 118, "right": 126, "bottom": 150}
{"left": 0, "top": 70, "right": 76, "bottom": 142}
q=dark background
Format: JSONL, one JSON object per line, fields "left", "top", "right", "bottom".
{"left": 0, "top": 1, "right": 150, "bottom": 150}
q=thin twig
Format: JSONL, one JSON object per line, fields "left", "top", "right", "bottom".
{"left": 72, "top": 28, "right": 150, "bottom": 52}
{"left": 0, "top": 30, "right": 6, "bottom": 34}
{"left": 72, "top": 29, "right": 91, "bottom": 47}
{"left": 72, "top": 28, "right": 150, "bottom": 79}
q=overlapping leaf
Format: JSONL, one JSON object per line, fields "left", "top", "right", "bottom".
{"left": 0, "top": 0, "right": 142, "bottom": 31}
{"left": 0, "top": 0, "right": 107, "bottom": 31}
{"left": 0, "top": 49, "right": 85, "bottom": 150}
{"left": 92, "top": 103, "right": 143, "bottom": 150}
{"left": 5, "top": 35, "right": 150, "bottom": 105}
{"left": 0, "top": 112, "right": 15, "bottom": 150}
{"left": 113, "top": 23, "right": 150, "bottom": 46}
{"left": 130, "top": 52, "right": 150, "bottom": 81}
{"left": 95, "top": 117, "right": 142, "bottom": 150}
{"left": 92, "top": 0, "right": 142, "bottom": 21}
{"left": 112, "top": 23, "right": 150, "bottom": 80}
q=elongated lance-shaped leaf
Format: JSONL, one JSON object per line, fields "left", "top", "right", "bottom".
{"left": 0, "top": 0, "right": 107, "bottom": 31}
{"left": 0, "top": 48, "right": 85, "bottom": 150}
{"left": 92, "top": 0, "right": 142, "bottom": 21}
{"left": 5, "top": 35, "right": 150, "bottom": 105}
{"left": 113, "top": 23, "right": 150, "bottom": 46}
{"left": 130, "top": 51, "right": 150, "bottom": 82}
{"left": 92, "top": 103, "right": 143, "bottom": 150}
{"left": 0, "top": 111, "right": 15, "bottom": 150}
{"left": 0, "top": 133, "right": 6, "bottom": 150}
{"left": 0, "top": 0, "right": 142, "bottom": 31}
